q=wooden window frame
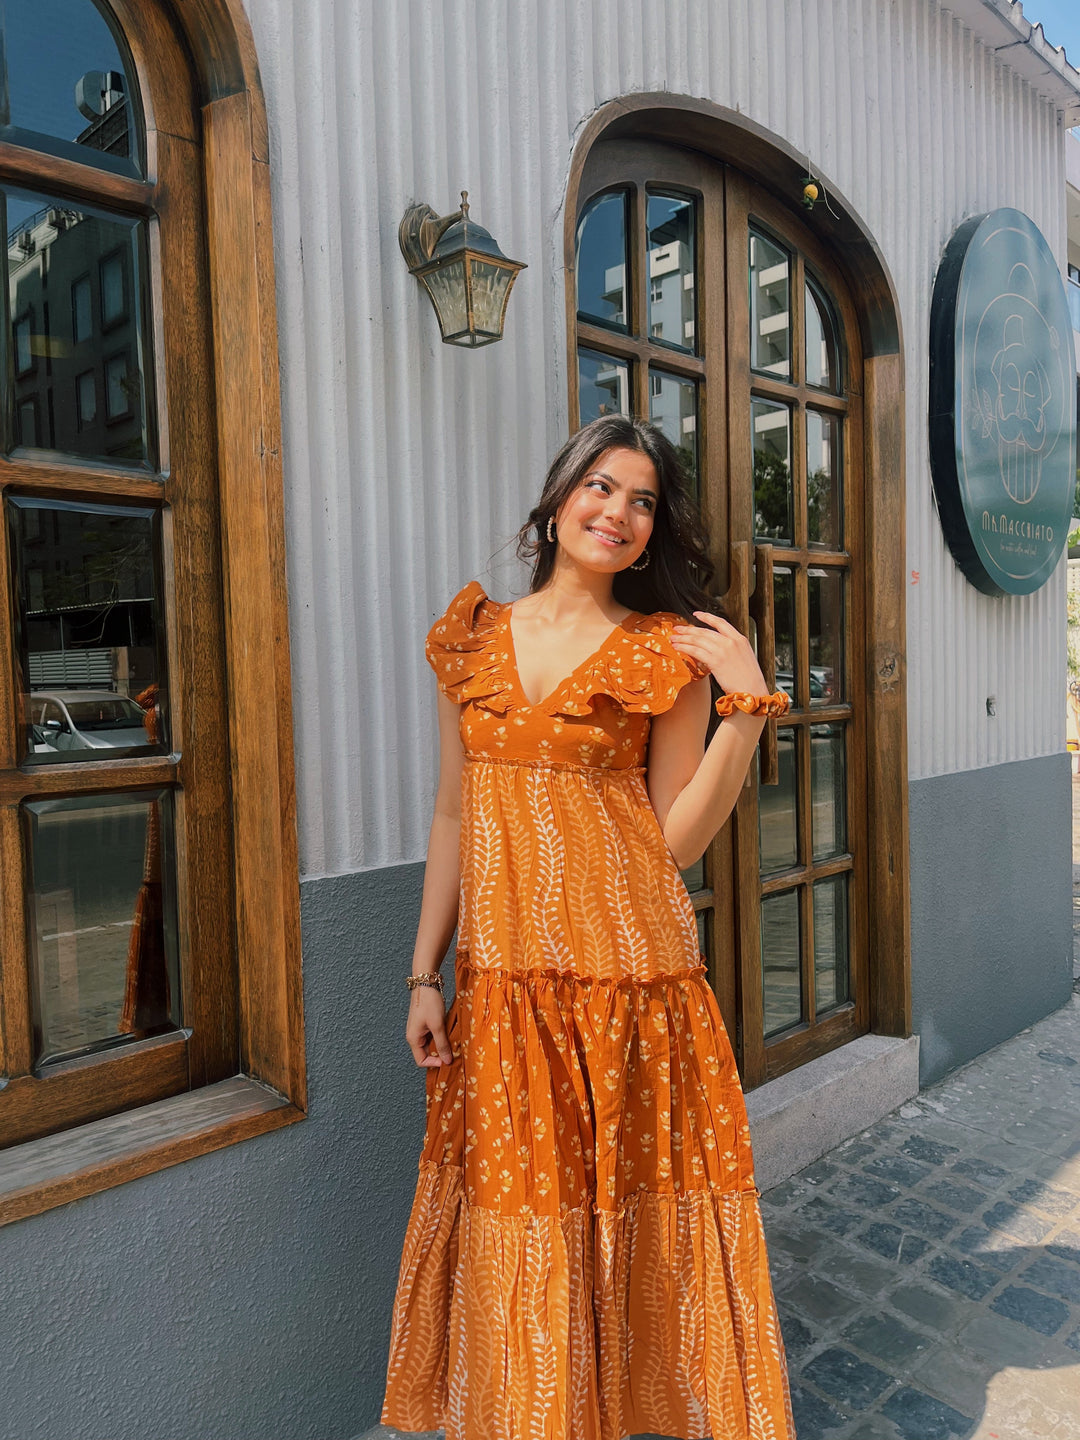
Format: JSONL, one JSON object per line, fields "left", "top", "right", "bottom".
{"left": 564, "top": 96, "right": 910, "bottom": 1090}
{"left": 0, "top": 0, "right": 304, "bottom": 1228}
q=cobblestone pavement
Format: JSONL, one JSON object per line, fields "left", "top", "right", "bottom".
{"left": 765, "top": 779, "right": 1080, "bottom": 1439}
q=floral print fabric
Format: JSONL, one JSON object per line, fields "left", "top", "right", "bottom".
{"left": 381, "top": 581, "right": 794, "bottom": 1440}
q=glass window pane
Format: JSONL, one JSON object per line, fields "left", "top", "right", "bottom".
{"left": 99, "top": 250, "right": 126, "bottom": 326}
{"left": 774, "top": 565, "right": 795, "bottom": 702}
{"left": 647, "top": 193, "right": 696, "bottom": 352}
{"left": 649, "top": 369, "right": 698, "bottom": 496}
{"left": 805, "top": 279, "right": 840, "bottom": 391}
{"left": 5, "top": 187, "right": 154, "bottom": 466}
{"left": 753, "top": 400, "right": 792, "bottom": 543}
{"left": 758, "top": 728, "right": 798, "bottom": 873}
{"left": 814, "top": 874, "right": 850, "bottom": 1015}
{"left": 578, "top": 347, "right": 629, "bottom": 424}
{"left": 25, "top": 789, "right": 179, "bottom": 1066}
{"left": 9, "top": 498, "right": 167, "bottom": 762}
{"left": 808, "top": 569, "right": 844, "bottom": 706}
{"left": 72, "top": 275, "right": 92, "bottom": 343}
{"left": 75, "top": 369, "right": 96, "bottom": 428}
{"left": 807, "top": 411, "right": 843, "bottom": 550}
{"left": 0, "top": 1, "right": 139, "bottom": 173}
{"left": 696, "top": 909, "right": 708, "bottom": 961}
{"left": 576, "top": 192, "right": 628, "bottom": 330}
{"left": 762, "top": 889, "right": 802, "bottom": 1037}
{"left": 681, "top": 857, "right": 706, "bottom": 893}
{"left": 749, "top": 230, "right": 791, "bottom": 378}
{"left": 811, "top": 723, "right": 847, "bottom": 860}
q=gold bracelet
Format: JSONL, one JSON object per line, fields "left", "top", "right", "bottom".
{"left": 406, "top": 971, "right": 444, "bottom": 992}
{"left": 714, "top": 691, "right": 791, "bottom": 718}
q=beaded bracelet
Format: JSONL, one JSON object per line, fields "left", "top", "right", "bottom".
{"left": 406, "top": 971, "right": 444, "bottom": 992}
{"left": 714, "top": 691, "right": 791, "bottom": 718}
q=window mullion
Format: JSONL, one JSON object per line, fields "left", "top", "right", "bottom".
{"left": 0, "top": 806, "right": 32, "bottom": 1079}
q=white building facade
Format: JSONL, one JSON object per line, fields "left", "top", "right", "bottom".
{"left": 1, "top": 2, "right": 1078, "bottom": 1437}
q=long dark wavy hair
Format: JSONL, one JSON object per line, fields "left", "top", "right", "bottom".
{"left": 515, "top": 416, "right": 718, "bottom": 619}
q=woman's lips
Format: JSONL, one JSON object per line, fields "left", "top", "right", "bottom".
{"left": 586, "top": 526, "right": 626, "bottom": 547}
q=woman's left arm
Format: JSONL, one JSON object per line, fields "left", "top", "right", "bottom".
{"left": 648, "top": 612, "right": 769, "bottom": 870}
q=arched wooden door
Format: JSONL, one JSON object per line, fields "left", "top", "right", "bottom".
{"left": 571, "top": 139, "right": 869, "bottom": 1088}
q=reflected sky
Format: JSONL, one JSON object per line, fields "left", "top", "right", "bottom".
{"left": 0, "top": 0, "right": 133, "bottom": 167}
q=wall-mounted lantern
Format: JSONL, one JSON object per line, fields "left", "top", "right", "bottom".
{"left": 398, "top": 191, "right": 525, "bottom": 348}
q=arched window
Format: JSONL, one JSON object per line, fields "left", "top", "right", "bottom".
{"left": 571, "top": 132, "right": 900, "bottom": 1090}
{"left": 0, "top": 0, "right": 303, "bottom": 1223}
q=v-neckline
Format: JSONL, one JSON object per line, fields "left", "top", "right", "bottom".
{"left": 501, "top": 600, "right": 640, "bottom": 710}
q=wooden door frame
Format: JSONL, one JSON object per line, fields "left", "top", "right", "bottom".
{"left": 563, "top": 96, "right": 910, "bottom": 1069}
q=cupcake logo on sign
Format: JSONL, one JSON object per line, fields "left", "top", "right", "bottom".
{"left": 929, "top": 208, "right": 1076, "bottom": 596}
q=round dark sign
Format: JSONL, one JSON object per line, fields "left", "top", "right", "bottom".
{"left": 929, "top": 208, "right": 1077, "bottom": 596}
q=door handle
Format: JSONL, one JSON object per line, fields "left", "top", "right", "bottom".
{"left": 749, "top": 542, "right": 779, "bottom": 786}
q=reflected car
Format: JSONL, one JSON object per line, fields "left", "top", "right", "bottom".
{"left": 775, "top": 670, "right": 832, "bottom": 702}
{"left": 28, "top": 690, "right": 151, "bottom": 754}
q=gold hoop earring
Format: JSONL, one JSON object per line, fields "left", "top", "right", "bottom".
{"left": 546, "top": 516, "right": 556, "bottom": 544}
{"left": 629, "top": 547, "right": 650, "bottom": 571}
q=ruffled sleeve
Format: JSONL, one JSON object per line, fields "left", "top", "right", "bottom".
{"left": 425, "top": 581, "right": 514, "bottom": 712}
{"left": 554, "top": 611, "right": 711, "bottom": 717}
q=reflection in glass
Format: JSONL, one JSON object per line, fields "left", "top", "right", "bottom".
{"left": 9, "top": 498, "right": 166, "bottom": 762}
{"left": 576, "top": 192, "right": 628, "bottom": 329}
{"left": 25, "top": 789, "right": 179, "bottom": 1066}
{"left": 749, "top": 230, "right": 790, "bottom": 377}
{"left": 76, "top": 370, "right": 96, "bottom": 428}
{"left": 0, "top": 1, "right": 139, "bottom": 172}
{"left": 774, "top": 566, "right": 795, "bottom": 700}
{"left": 681, "top": 857, "right": 706, "bottom": 893}
{"left": 647, "top": 193, "right": 696, "bottom": 351}
{"left": 814, "top": 874, "right": 849, "bottom": 1014}
{"left": 579, "top": 347, "right": 629, "bottom": 424}
{"left": 650, "top": 370, "right": 698, "bottom": 495}
{"left": 696, "top": 909, "right": 708, "bottom": 960}
{"left": 762, "top": 889, "right": 801, "bottom": 1037}
{"left": 808, "top": 569, "right": 844, "bottom": 705}
{"left": 5, "top": 187, "right": 154, "bottom": 465}
{"left": 807, "top": 411, "right": 842, "bottom": 550}
{"left": 759, "top": 729, "right": 797, "bottom": 873}
{"left": 72, "top": 276, "right": 92, "bottom": 343}
{"left": 811, "top": 723, "right": 847, "bottom": 859}
{"left": 753, "top": 400, "right": 792, "bottom": 542}
{"left": 805, "top": 279, "right": 840, "bottom": 390}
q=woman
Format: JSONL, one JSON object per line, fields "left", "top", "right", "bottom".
{"left": 382, "top": 415, "right": 795, "bottom": 1440}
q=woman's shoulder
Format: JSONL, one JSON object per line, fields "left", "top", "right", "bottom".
{"left": 424, "top": 581, "right": 512, "bottom": 710}
{"left": 426, "top": 579, "right": 502, "bottom": 644}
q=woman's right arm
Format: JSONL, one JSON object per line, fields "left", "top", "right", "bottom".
{"left": 405, "top": 689, "right": 465, "bottom": 1068}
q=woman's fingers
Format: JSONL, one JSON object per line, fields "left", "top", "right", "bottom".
{"left": 427, "top": 1011, "right": 454, "bottom": 1066}
{"left": 406, "top": 991, "right": 455, "bottom": 1067}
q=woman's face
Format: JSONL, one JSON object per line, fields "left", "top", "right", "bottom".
{"left": 553, "top": 446, "right": 658, "bottom": 574}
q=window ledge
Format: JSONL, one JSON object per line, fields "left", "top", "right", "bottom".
{"left": 0, "top": 1076, "right": 303, "bottom": 1227}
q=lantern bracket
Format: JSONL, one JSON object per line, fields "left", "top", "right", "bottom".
{"left": 399, "top": 193, "right": 470, "bottom": 272}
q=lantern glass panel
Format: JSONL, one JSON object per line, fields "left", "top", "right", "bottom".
{"left": 468, "top": 258, "right": 514, "bottom": 340}
{"left": 421, "top": 259, "right": 468, "bottom": 341}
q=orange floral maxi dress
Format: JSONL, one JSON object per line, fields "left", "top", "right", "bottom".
{"left": 381, "top": 581, "right": 794, "bottom": 1440}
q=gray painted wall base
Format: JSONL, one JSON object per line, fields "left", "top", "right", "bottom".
{"left": 909, "top": 751, "right": 1072, "bottom": 1086}
{"left": 744, "top": 1033, "right": 921, "bottom": 1192}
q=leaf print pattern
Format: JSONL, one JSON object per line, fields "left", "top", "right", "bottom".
{"left": 381, "top": 583, "right": 794, "bottom": 1440}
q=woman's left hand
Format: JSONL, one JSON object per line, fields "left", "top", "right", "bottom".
{"left": 670, "top": 611, "right": 768, "bottom": 695}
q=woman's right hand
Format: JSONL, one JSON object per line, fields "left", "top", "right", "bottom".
{"left": 406, "top": 984, "right": 454, "bottom": 1067}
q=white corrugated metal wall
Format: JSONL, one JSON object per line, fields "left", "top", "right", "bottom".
{"left": 243, "top": 0, "right": 1069, "bottom": 877}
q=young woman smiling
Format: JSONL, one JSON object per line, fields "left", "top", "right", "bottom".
{"left": 382, "top": 415, "right": 794, "bottom": 1440}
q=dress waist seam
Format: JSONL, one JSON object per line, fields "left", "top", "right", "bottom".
{"left": 464, "top": 753, "right": 645, "bottom": 775}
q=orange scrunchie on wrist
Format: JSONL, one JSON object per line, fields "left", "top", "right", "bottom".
{"left": 714, "top": 691, "right": 791, "bottom": 718}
